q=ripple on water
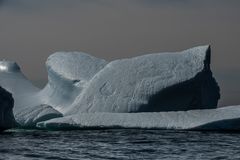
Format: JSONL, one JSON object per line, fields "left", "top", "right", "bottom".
{"left": 1, "top": 129, "right": 240, "bottom": 160}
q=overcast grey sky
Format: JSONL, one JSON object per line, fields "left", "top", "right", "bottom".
{"left": 0, "top": 0, "right": 240, "bottom": 107}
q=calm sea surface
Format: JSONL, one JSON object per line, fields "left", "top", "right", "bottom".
{"left": 1, "top": 129, "right": 240, "bottom": 160}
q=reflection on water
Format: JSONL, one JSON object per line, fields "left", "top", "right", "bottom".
{"left": 1, "top": 129, "right": 240, "bottom": 160}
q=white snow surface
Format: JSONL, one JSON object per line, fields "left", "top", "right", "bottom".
{"left": 37, "top": 106, "right": 240, "bottom": 131}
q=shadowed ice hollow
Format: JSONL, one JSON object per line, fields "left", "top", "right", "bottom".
{"left": 0, "top": 86, "right": 16, "bottom": 131}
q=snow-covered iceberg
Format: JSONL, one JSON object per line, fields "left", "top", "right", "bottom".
{"left": 66, "top": 45, "right": 220, "bottom": 114}
{"left": 37, "top": 106, "right": 240, "bottom": 131}
{"left": 0, "top": 45, "right": 223, "bottom": 129}
{"left": 0, "top": 86, "right": 16, "bottom": 131}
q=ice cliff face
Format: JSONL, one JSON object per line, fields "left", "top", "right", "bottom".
{"left": 0, "top": 45, "right": 222, "bottom": 129}
{"left": 0, "top": 86, "right": 16, "bottom": 131}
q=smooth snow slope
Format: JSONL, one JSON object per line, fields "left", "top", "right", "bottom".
{"left": 0, "top": 86, "right": 16, "bottom": 131}
{"left": 37, "top": 105, "right": 240, "bottom": 131}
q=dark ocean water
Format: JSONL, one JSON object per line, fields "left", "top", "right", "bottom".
{"left": 1, "top": 129, "right": 240, "bottom": 160}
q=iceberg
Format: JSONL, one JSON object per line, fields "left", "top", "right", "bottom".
{"left": 66, "top": 45, "right": 220, "bottom": 114}
{"left": 0, "top": 86, "right": 16, "bottom": 131}
{"left": 0, "top": 45, "right": 224, "bottom": 130}
{"left": 37, "top": 106, "right": 240, "bottom": 131}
